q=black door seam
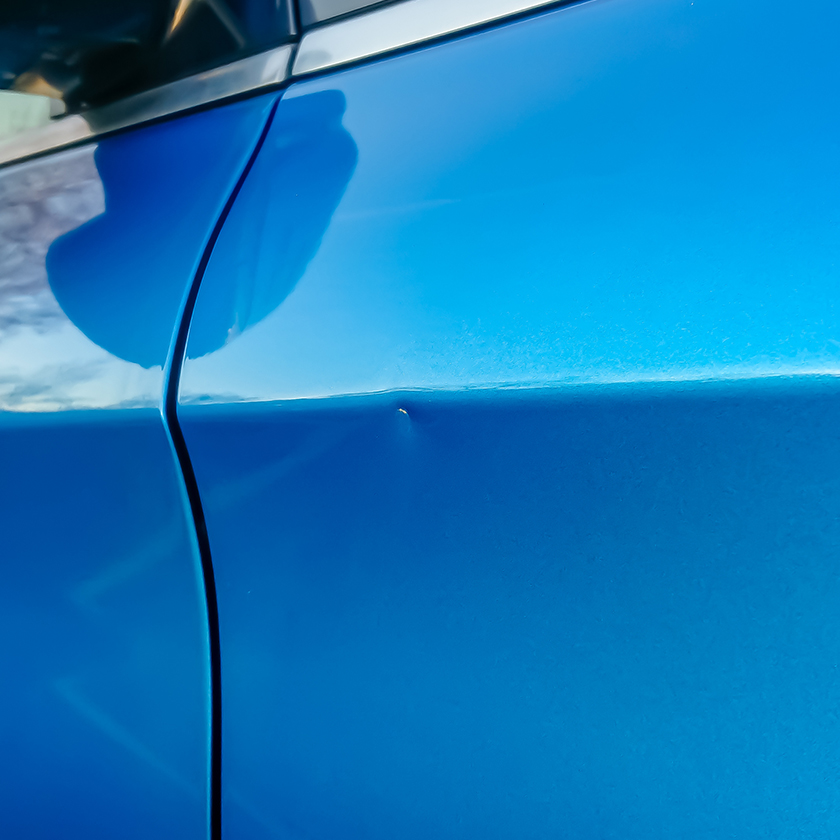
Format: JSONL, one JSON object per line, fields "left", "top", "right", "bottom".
{"left": 162, "top": 94, "right": 282, "bottom": 840}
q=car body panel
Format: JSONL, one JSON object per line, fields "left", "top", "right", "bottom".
{"left": 184, "top": 381, "right": 840, "bottom": 838}
{"left": 181, "top": 0, "right": 840, "bottom": 404}
{"left": 178, "top": 0, "right": 840, "bottom": 835}
{"left": 1, "top": 410, "right": 208, "bottom": 839}
{"left": 3, "top": 0, "right": 840, "bottom": 834}
{"left": 0, "top": 95, "right": 277, "bottom": 837}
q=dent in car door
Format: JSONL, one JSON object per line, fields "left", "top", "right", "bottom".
{"left": 179, "top": 0, "right": 840, "bottom": 836}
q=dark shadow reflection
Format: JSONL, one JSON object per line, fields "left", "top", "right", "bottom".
{"left": 46, "top": 123, "right": 204, "bottom": 370}
{"left": 185, "top": 89, "right": 358, "bottom": 359}
{"left": 43, "top": 96, "right": 282, "bottom": 370}
{"left": 44, "top": 90, "right": 356, "bottom": 369}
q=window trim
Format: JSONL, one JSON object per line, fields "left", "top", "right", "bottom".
{"left": 0, "top": 0, "right": 567, "bottom": 167}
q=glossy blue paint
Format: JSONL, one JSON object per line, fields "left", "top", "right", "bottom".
{"left": 48, "top": 93, "right": 278, "bottom": 373}
{"left": 0, "top": 411, "right": 207, "bottom": 838}
{"left": 0, "top": 96, "right": 277, "bottom": 836}
{"left": 184, "top": 89, "right": 357, "bottom": 362}
{"left": 177, "top": 0, "right": 840, "bottom": 835}
{"left": 184, "top": 382, "right": 840, "bottom": 838}
{"left": 181, "top": 0, "right": 840, "bottom": 402}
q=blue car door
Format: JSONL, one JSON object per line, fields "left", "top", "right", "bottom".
{"left": 0, "top": 93, "right": 277, "bottom": 838}
{"left": 176, "top": 0, "right": 840, "bottom": 837}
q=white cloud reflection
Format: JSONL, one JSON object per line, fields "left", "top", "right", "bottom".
{"left": 0, "top": 145, "right": 161, "bottom": 412}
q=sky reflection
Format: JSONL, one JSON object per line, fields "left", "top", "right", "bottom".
{"left": 181, "top": 0, "right": 840, "bottom": 405}
{"left": 0, "top": 145, "right": 161, "bottom": 412}
{"left": 0, "top": 92, "right": 276, "bottom": 413}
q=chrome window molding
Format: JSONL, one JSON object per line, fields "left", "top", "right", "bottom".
{"left": 84, "top": 44, "right": 294, "bottom": 134}
{"left": 0, "top": 44, "right": 294, "bottom": 167}
{"left": 292, "top": 0, "right": 567, "bottom": 75}
{"left": 0, "top": 0, "right": 570, "bottom": 166}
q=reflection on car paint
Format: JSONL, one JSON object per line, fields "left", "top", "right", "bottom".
{"left": 0, "top": 94, "right": 279, "bottom": 838}
{"left": 47, "top": 92, "right": 280, "bottom": 374}
{"left": 185, "top": 89, "right": 358, "bottom": 360}
{"left": 181, "top": 0, "right": 840, "bottom": 406}
{"left": 0, "top": 93, "right": 279, "bottom": 412}
{"left": 179, "top": 0, "right": 840, "bottom": 836}
{"left": 0, "top": 146, "right": 160, "bottom": 411}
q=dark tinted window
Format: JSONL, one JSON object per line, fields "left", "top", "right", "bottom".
{"left": 0, "top": 0, "right": 296, "bottom": 111}
{"left": 0, "top": 0, "right": 401, "bottom": 119}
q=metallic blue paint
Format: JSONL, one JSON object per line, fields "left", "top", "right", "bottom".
{"left": 184, "top": 382, "right": 840, "bottom": 838}
{"left": 181, "top": 0, "right": 840, "bottom": 402}
{"left": 0, "top": 410, "right": 208, "bottom": 838}
{"left": 0, "top": 95, "right": 277, "bottom": 837}
{"left": 183, "top": 89, "right": 357, "bottom": 363}
{"left": 178, "top": 0, "right": 840, "bottom": 835}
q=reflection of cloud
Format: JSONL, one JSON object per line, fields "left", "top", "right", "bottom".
{"left": 0, "top": 146, "right": 104, "bottom": 340}
{"left": 0, "top": 319, "right": 161, "bottom": 412}
{"left": 0, "top": 363, "right": 97, "bottom": 405}
{"left": 0, "top": 145, "right": 162, "bottom": 412}
{"left": 0, "top": 359, "right": 156, "bottom": 412}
